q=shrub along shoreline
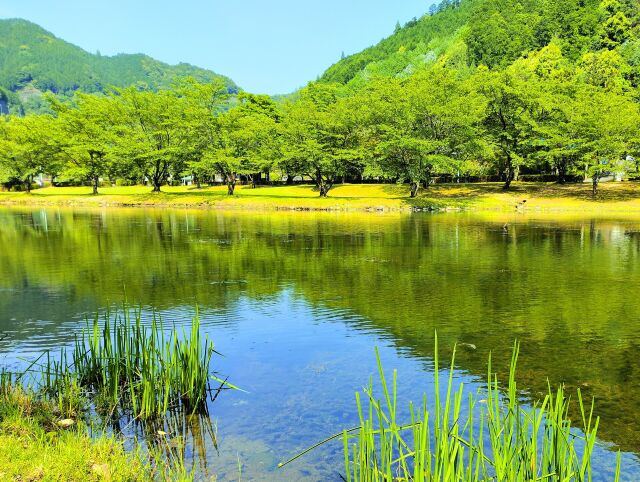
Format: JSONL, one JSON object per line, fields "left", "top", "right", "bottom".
{"left": 2, "top": 182, "right": 640, "bottom": 213}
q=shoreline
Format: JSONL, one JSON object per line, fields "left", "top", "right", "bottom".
{"left": 1, "top": 182, "right": 640, "bottom": 214}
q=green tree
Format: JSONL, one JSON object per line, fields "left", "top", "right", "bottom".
{"left": 0, "top": 115, "right": 60, "bottom": 192}
{"left": 598, "top": 0, "right": 634, "bottom": 49}
{"left": 231, "top": 93, "right": 283, "bottom": 187}
{"left": 50, "top": 93, "right": 119, "bottom": 194}
{"left": 404, "top": 68, "right": 486, "bottom": 187}
{"left": 572, "top": 86, "right": 638, "bottom": 195}
{"left": 475, "top": 68, "right": 541, "bottom": 189}
{"left": 362, "top": 70, "right": 485, "bottom": 196}
{"left": 282, "top": 83, "right": 360, "bottom": 197}
{"left": 111, "top": 86, "right": 193, "bottom": 192}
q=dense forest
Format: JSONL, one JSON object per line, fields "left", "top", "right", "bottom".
{"left": 1, "top": 0, "right": 639, "bottom": 197}
{"left": 0, "top": 19, "right": 238, "bottom": 114}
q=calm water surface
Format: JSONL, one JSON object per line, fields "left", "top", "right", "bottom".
{"left": 1, "top": 206, "right": 639, "bottom": 480}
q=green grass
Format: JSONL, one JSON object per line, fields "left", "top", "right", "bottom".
{"left": 0, "top": 384, "right": 153, "bottom": 481}
{"left": 281, "top": 337, "right": 622, "bottom": 481}
{"left": 2, "top": 182, "right": 640, "bottom": 213}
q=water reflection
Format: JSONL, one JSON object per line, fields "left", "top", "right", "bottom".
{"left": 1, "top": 207, "right": 640, "bottom": 480}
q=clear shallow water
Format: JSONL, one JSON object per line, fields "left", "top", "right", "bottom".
{"left": 1, "top": 207, "right": 640, "bottom": 480}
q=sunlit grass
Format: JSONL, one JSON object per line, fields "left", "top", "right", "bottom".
{"left": 0, "top": 383, "right": 154, "bottom": 481}
{"left": 1, "top": 181, "right": 640, "bottom": 212}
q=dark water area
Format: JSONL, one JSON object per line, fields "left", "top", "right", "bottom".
{"left": 1, "top": 206, "right": 639, "bottom": 480}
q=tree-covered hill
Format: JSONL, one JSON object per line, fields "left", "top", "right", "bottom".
{"left": 320, "top": 0, "right": 640, "bottom": 87}
{"left": 0, "top": 18, "right": 238, "bottom": 114}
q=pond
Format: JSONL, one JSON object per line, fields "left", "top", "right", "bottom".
{"left": 1, "top": 206, "right": 639, "bottom": 480}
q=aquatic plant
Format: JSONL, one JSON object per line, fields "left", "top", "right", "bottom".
{"left": 0, "top": 308, "right": 231, "bottom": 481}
{"left": 280, "top": 336, "right": 622, "bottom": 481}
{"left": 42, "top": 308, "right": 227, "bottom": 421}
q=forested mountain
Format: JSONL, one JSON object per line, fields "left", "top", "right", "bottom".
{"left": 0, "top": 19, "right": 238, "bottom": 114}
{"left": 321, "top": 0, "right": 640, "bottom": 88}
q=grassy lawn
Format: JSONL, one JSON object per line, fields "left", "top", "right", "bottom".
{"left": 1, "top": 182, "right": 640, "bottom": 213}
{"left": 0, "top": 387, "right": 151, "bottom": 481}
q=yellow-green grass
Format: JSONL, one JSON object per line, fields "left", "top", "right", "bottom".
{"left": 2, "top": 182, "right": 640, "bottom": 213}
{"left": 0, "top": 387, "right": 151, "bottom": 481}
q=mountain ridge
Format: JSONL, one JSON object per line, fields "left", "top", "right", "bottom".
{"left": 0, "top": 18, "right": 238, "bottom": 113}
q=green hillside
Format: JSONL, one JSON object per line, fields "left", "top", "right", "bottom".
{"left": 320, "top": 0, "right": 640, "bottom": 87}
{"left": 0, "top": 18, "right": 238, "bottom": 114}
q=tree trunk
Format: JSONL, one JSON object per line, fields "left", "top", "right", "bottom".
{"left": 286, "top": 173, "right": 294, "bottom": 185}
{"left": 423, "top": 168, "right": 432, "bottom": 190}
{"left": 152, "top": 180, "right": 161, "bottom": 192}
{"left": 315, "top": 170, "right": 333, "bottom": 197}
{"left": 503, "top": 177, "right": 513, "bottom": 190}
{"left": 503, "top": 154, "right": 514, "bottom": 190}
{"left": 410, "top": 181, "right": 419, "bottom": 198}
{"left": 592, "top": 175, "right": 599, "bottom": 197}
{"left": 92, "top": 176, "right": 99, "bottom": 195}
{"left": 227, "top": 174, "right": 236, "bottom": 195}
{"left": 557, "top": 160, "right": 567, "bottom": 184}
{"left": 24, "top": 176, "right": 31, "bottom": 194}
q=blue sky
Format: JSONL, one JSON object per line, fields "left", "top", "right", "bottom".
{"left": 0, "top": 0, "right": 433, "bottom": 94}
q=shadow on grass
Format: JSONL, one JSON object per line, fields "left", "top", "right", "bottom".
{"left": 180, "top": 185, "right": 322, "bottom": 200}
{"left": 530, "top": 182, "right": 640, "bottom": 202}
{"left": 389, "top": 181, "right": 640, "bottom": 209}
{"left": 17, "top": 181, "right": 640, "bottom": 208}
{"left": 385, "top": 183, "right": 501, "bottom": 209}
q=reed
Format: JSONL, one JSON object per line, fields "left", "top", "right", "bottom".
{"left": 280, "top": 336, "right": 622, "bottom": 481}
{"left": 0, "top": 368, "right": 13, "bottom": 397}
{"left": 42, "top": 307, "right": 224, "bottom": 421}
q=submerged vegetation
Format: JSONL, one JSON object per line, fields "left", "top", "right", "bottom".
{"left": 281, "top": 340, "right": 622, "bottom": 481}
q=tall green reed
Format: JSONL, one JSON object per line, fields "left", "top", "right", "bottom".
{"left": 42, "top": 307, "right": 225, "bottom": 421}
{"left": 280, "top": 336, "right": 622, "bottom": 481}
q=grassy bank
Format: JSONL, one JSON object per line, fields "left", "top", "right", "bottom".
{"left": 1, "top": 182, "right": 640, "bottom": 213}
{"left": 0, "top": 308, "right": 222, "bottom": 481}
{"left": 0, "top": 386, "right": 151, "bottom": 481}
